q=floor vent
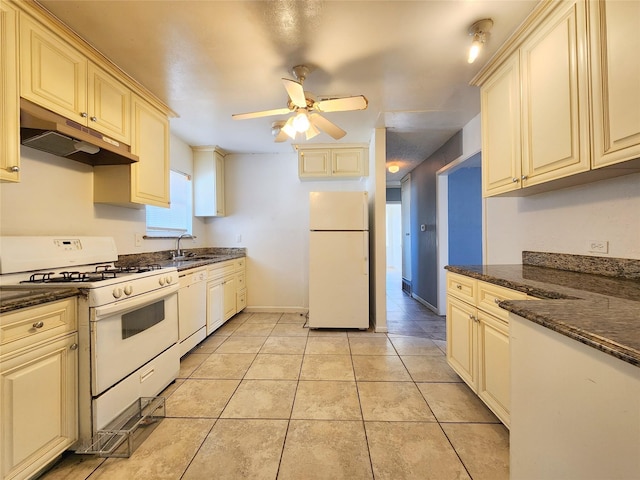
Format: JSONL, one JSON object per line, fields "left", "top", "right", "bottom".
{"left": 402, "top": 278, "right": 411, "bottom": 295}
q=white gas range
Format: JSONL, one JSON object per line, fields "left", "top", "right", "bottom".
{"left": 0, "top": 236, "right": 180, "bottom": 451}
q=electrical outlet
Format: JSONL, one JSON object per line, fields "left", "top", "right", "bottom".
{"left": 588, "top": 240, "right": 608, "bottom": 254}
{"left": 135, "top": 233, "right": 143, "bottom": 247}
{"left": 236, "top": 234, "right": 242, "bottom": 243}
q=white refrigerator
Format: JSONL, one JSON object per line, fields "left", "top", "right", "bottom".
{"left": 309, "top": 191, "right": 369, "bottom": 329}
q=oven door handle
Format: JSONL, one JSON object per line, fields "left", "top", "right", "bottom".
{"left": 93, "top": 284, "right": 179, "bottom": 320}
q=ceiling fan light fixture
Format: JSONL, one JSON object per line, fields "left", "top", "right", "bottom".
{"left": 467, "top": 18, "right": 493, "bottom": 64}
{"left": 292, "top": 109, "right": 311, "bottom": 132}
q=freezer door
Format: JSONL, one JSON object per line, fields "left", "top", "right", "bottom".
{"left": 309, "top": 191, "right": 368, "bottom": 231}
{"left": 309, "top": 231, "right": 369, "bottom": 329}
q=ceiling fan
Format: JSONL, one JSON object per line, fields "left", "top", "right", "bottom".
{"left": 232, "top": 65, "right": 368, "bottom": 142}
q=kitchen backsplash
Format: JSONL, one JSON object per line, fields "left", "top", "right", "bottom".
{"left": 522, "top": 251, "right": 640, "bottom": 280}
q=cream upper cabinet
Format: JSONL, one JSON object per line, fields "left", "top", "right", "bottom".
{"left": 93, "top": 95, "right": 170, "bottom": 208}
{"left": 0, "top": 0, "right": 19, "bottom": 182}
{"left": 589, "top": 0, "right": 640, "bottom": 168}
{"left": 19, "top": 15, "right": 131, "bottom": 144}
{"left": 193, "top": 147, "right": 225, "bottom": 217}
{"left": 520, "top": 0, "right": 590, "bottom": 187}
{"left": 297, "top": 145, "right": 368, "bottom": 178}
{"left": 481, "top": 55, "right": 522, "bottom": 195}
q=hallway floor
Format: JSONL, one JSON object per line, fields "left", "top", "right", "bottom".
{"left": 41, "top": 288, "right": 510, "bottom": 480}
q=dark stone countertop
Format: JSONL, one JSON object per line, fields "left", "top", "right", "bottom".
{"left": 445, "top": 264, "right": 640, "bottom": 367}
{"left": 116, "top": 248, "right": 246, "bottom": 273}
{"left": 0, "top": 287, "right": 81, "bottom": 315}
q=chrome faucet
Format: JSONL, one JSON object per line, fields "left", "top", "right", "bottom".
{"left": 175, "top": 233, "right": 194, "bottom": 259}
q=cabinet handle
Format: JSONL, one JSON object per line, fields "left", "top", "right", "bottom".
{"left": 32, "top": 321, "right": 44, "bottom": 329}
{"left": 8, "top": 166, "right": 19, "bottom": 173}
{"left": 512, "top": 177, "right": 519, "bottom": 183}
{"left": 494, "top": 298, "right": 501, "bottom": 304}
{"left": 70, "top": 343, "right": 78, "bottom": 350}
{"left": 456, "top": 284, "right": 462, "bottom": 290}
{"left": 80, "top": 112, "right": 88, "bottom": 118}
{"left": 90, "top": 116, "right": 98, "bottom": 122}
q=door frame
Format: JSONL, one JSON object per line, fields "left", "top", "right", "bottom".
{"left": 435, "top": 150, "right": 483, "bottom": 315}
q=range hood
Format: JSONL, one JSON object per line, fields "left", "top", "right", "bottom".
{"left": 20, "top": 99, "right": 139, "bottom": 166}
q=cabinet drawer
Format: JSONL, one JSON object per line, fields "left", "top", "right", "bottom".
{"left": 237, "top": 288, "right": 247, "bottom": 312}
{"left": 477, "top": 281, "right": 527, "bottom": 320}
{"left": 236, "top": 273, "right": 246, "bottom": 290}
{"left": 235, "top": 258, "right": 245, "bottom": 271}
{"left": 0, "top": 298, "right": 77, "bottom": 354}
{"left": 447, "top": 272, "right": 476, "bottom": 304}
{"left": 207, "top": 260, "right": 234, "bottom": 280}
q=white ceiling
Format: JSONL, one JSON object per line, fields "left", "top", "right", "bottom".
{"left": 39, "top": 0, "right": 538, "bottom": 183}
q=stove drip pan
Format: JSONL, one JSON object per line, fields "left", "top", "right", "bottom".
{"left": 77, "top": 396, "right": 165, "bottom": 457}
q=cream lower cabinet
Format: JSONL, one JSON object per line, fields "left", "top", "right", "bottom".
{"left": 206, "top": 258, "right": 247, "bottom": 334}
{"left": 0, "top": 298, "right": 78, "bottom": 480}
{"left": 0, "top": 0, "right": 19, "bottom": 182}
{"left": 446, "top": 271, "right": 527, "bottom": 427}
{"left": 93, "top": 95, "right": 170, "bottom": 208}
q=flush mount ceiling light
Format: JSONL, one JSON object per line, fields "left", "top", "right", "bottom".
{"left": 467, "top": 18, "right": 493, "bottom": 64}
{"left": 388, "top": 164, "right": 400, "bottom": 173}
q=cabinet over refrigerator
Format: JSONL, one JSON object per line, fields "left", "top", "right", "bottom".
{"left": 308, "top": 191, "right": 369, "bottom": 329}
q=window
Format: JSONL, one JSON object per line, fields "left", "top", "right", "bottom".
{"left": 146, "top": 170, "right": 192, "bottom": 236}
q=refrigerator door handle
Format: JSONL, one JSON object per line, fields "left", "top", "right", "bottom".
{"left": 363, "top": 234, "right": 369, "bottom": 275}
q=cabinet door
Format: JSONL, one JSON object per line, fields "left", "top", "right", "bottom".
{"left": 520, "top": 0, "right": 590, "bottom": 186}
{"left": 0, "top": 0, "right": 19, "bottom": 182}
{"left": 477, "top": 311, "right": 510, "bottom": 427}
{"left": 298, "top": 149, "right": 331, "bottom": 177}
{"left": 20, "top": 15, "right": 87, "bottom": 122}
{"left": 130, "top": 94, "right": 170, "bottom": 207}
{"left": 332, "top": 148, "right": 365, "bottom": 177}
{"left": 223, "top": 275, "right": 236, "bottom": 321}
{"left": 446, "top": 295, "right": 477, "bottom": 389}
{"left": 0, "top": 333, "right": 78, "bottom": 480}
{"left": 590, "top": 0, "right": 640, "bottom": 168}
{"left": 193, "top": 148, "right": 225, "bottom": 217}
{"left": 87, "top": 62, "right": 131, "bottom": 143}
{"left": 480, "top": 54, "right": 522, "bottom": 196}
{"left": 206, "top": 281, "right": 224, "bottom": 335}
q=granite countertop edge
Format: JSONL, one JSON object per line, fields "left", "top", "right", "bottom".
{"left": 445, "top": 265, "right": 640, "bottom": 367}
{"left": 0, "top": 288, "right": 81, "bottom": 315}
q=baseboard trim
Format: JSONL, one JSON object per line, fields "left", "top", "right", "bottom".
{"left": 244, "top": 306, "right": 309, "bottom": 314}
{"left": 410, "top": 294, "right": 439, "bottom": 314}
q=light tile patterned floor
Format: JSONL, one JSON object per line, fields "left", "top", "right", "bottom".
{"left": 40, "top": 276, "right": 510, "bottom": 480}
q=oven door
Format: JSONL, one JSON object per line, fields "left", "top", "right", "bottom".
{"left": 90, "top": 286, "right": 178, "bottom": 396}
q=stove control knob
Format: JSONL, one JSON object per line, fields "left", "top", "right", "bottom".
{"left": 166, "top": 275, "right": 174, "bottom": 285}
{"left": 159, "top": 277, "right": 166, "bottom": 286}
{"left": 124, "top": 285, "right": 133, "bottom": 296}
{"left": 113, "top": 288, "right": 123, "bottom": 299}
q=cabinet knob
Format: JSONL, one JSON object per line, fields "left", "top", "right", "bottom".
{"left": 494, "top": 298, "right": 501, "bottom": 304}
{"left": 7, "top": 166, "right": 20, "bottom": 173}
{"left": 512, "top": 177, "right": 519, "bottom": 183}
{"left": 80, "top": 112, "right": 88, "bottom": 118}
{"left": 90, "top": 116, "right": 97, "bottom": 122}
{"left": 456, "top": 284, "right": 462, "bottom": 290}
{"left": 33, "top": 321, "right": 44, "bottom": 329}
{"left": 521, "top": 175, "right": 528, "bottom": 181}
{"left": 70, "top": 343, "right": 78, "bottom": 350}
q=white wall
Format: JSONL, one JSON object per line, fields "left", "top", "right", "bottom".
{"left": 0, "top": 135, "right": 208, "bottom": 255}
{"left": 485, "top": 172, "right": 640, "bottom": 262}
{"left": 205, "top": 152, "right": 367, "bottom": 311}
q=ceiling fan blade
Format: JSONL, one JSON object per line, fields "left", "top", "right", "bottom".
{"left": 309, "top": 113, "right": 346, "bottom": 140}
{"left": 232, "top": 107, "right": 291, "bottom": 120}
{"left": 274, "top": 129, "right": 289, "bottom": 142}
{"left": 315, "top": 95, "right": 368, "bottom": 113}
{"left": 282, "top": 79, "right": 307, "bottom": 108}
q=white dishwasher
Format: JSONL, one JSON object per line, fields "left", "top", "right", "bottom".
{"left": 178, "top": 268, "right": 207, "bottom": 356}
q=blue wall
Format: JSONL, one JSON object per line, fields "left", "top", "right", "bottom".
{"left": 448, "top": 158, "right": 482, "bottom": 265}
